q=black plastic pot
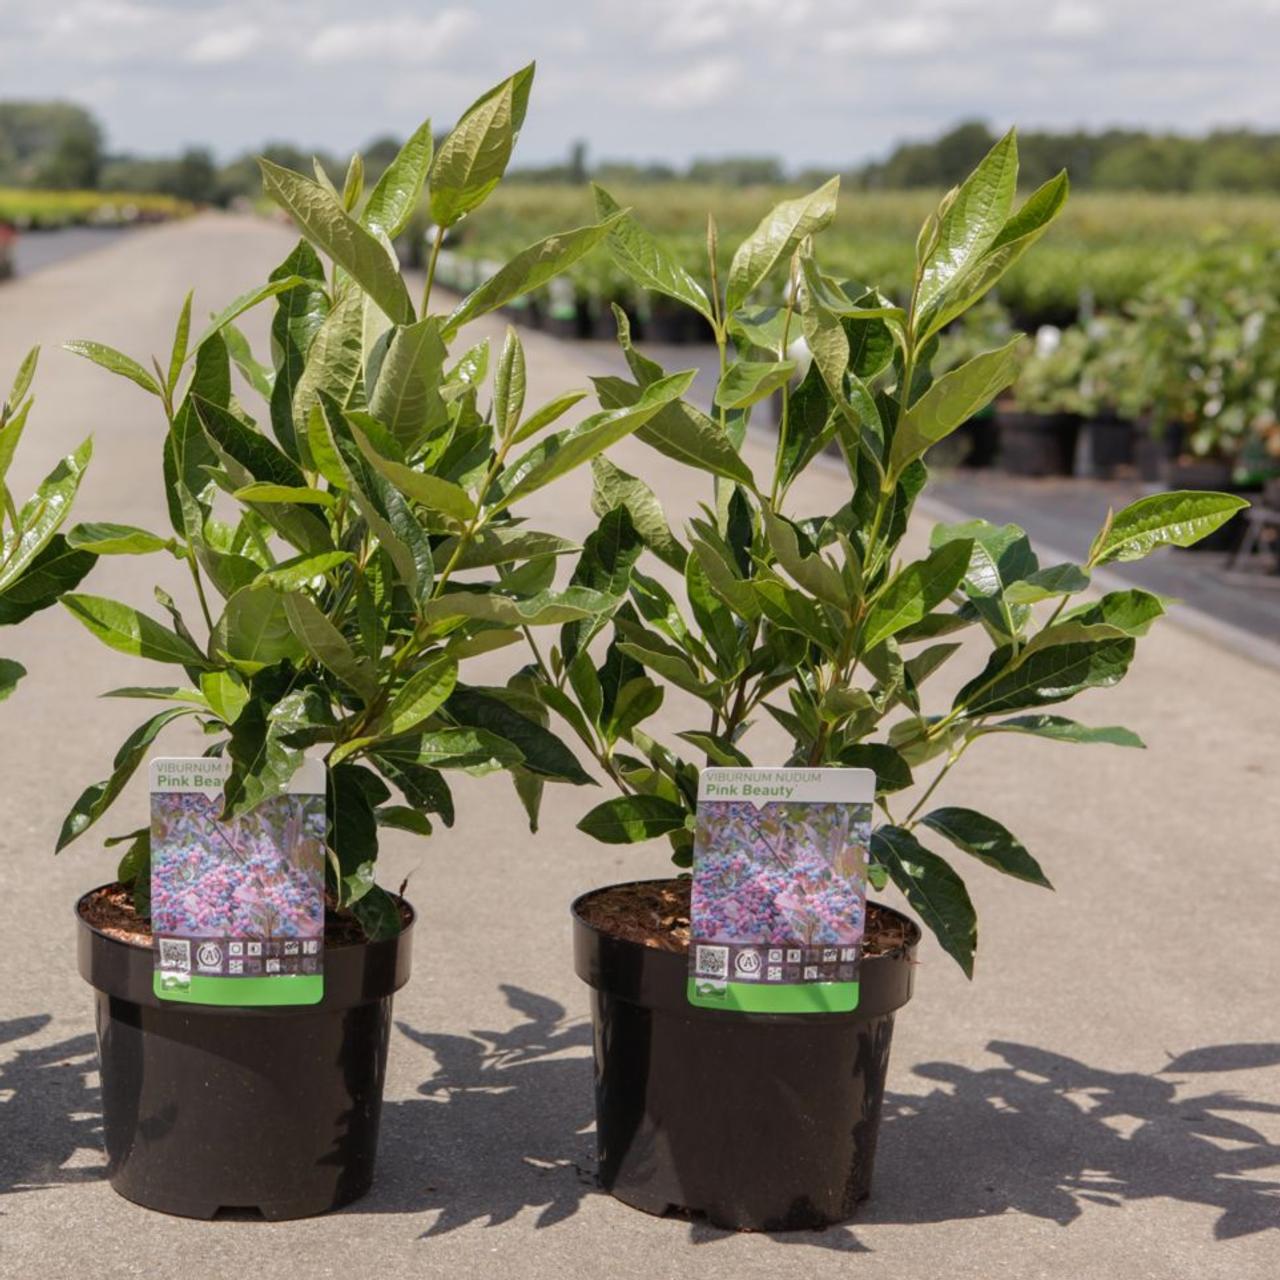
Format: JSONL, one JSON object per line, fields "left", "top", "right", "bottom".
{"left": 76, "top": 887, "right": 414, "bottom": 1220}
{"left": 572, "top": 881, "right": 919, "bottom": 1231}
{"left": 996, "top": 410, "right": 1080, "bottom": 477}
{"left": 1081, "top": 415, "right": 1135, "bottom": 477}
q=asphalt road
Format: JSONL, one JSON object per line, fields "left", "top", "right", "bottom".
{"left": 1, "top": 215, "right": 1277, "bottom": 1279}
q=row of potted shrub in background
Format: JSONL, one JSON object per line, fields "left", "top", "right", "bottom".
{"left": 3, "top": 67, "right": 1248, "bottom": 1231}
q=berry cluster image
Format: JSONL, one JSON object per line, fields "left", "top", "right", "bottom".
{"left": 150, "top": 790, "right": 326, "bottom": 940}
{"left": 692, "top": 800, "right": 871, "bottom": 947}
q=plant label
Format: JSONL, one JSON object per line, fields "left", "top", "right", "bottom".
{"left": 688, "top": 767, "right": 875, "bottom": 1014}
{"left": 150, "top": 757, "right": 327, "bottom": 1006}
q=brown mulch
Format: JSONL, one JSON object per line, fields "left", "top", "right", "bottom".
{"left": 78, "top": 883, "right": 410, "bottom": 950}
{"left": 577, "top": 878, "right": 914, "bottom": 957}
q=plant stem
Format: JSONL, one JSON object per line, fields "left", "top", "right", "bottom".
{"left": 769, "top": 263, "right": 800, "bottom": 509}
{"left": 420, "top": 225, "right": 446, "bottom": 317}
{"left": 186, "top": 551, "right": 215, "bottom": 633}
{"left": 903, "top": 736, "right": 973, "bottom": 827}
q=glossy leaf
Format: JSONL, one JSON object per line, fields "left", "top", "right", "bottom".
{"left": 423, "top": 586, "right": 617, "bottom": 629}
{"left": 66, "top": 522, "right": 170, "bottom": 556}
{"left": 211, "top": 584, "right": 305, "bottom": 671}
{"left": 577, "top": 794, "right": 688, "bottom": 843}
{"left": 861, "top": 539, "right": 972, "bottom": 653}
{"left": 0, "top": 438, "right": 93, "bottom": 594}
{"left": 714, "top": 360, "right": 796, "bottom": 410}
{"left": 1088, "top": 491, "right": 1249, "bottom": 565}
{"left": 872, "top": 825, "right": 977, "bottom": 977}
{"left": 591, "top": 456, "right": 686, "bottom": 571}
{"left": 955, "top": 633, "right": 1135, "bottom": 716}
{"left": 62, "top": 593, "right": 209, "bottom": 668}
{"left": 388, "top": 653, "right": 459, "bottom": 737}
{"left": 985, "top": 714, "right": 1144, "bottom": 748}
{"left": 63, "top": 341, "right": 160, "bottom": 397}
{"left": 281, "top": 591, "right": 378, "bottom": 699}
{"left": 447, "top": 687, "right": 592, "bottom": 784}
{"left": 363, "top": 118, "right": 433, "bottom": 239}
{"left": 0, "top": 657, "right": 25, "bottom": 701}
{"left": 921, "top": 807, "right": 1052, "bottom": 888}
{"left": 368, "top": 316, "right": 447, "bottom": 449}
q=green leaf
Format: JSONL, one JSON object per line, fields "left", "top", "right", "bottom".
{"left": 211, "top": 584, "right": 305, "bottom": 671}
{"left": 920, "top": 170, "right": 1069, "bottom": 339}
{"left": 930, "top": 518, "right": 1037, "bottom": 638}
{"left": 281, "top": 591, "right": 378, "bottom": 699}
{"left": 347, "top": 417, "right": 475, "bottom": 522}
{"left": 0, "top": 437, "right": 93, "bottom": 594}
{"left": 493, "top": 326, "right": 526, "bottom": 438}
{"left": 916, "top": 129, "right": 1019, "bottom": 318}
{"left": 577, "top": 794, "right": 688, "bottom": 844}
{"left": 268, "top": 242, "right": 329, "bottom": 463}
{"left": 258, "top": 158, "right": 413, "bottom": 323}
{"left": 363, "top": 118, "right": 433, "bottom": 239}
{"left": 388, "top": 653, "right": 458, "bottom": 737}
{"left": 714, "top": 360, "right": 795, "bottom": 410}
{"left": 862, "top": 539, "right": 972, "bottom": 653}
{"left": 63, "top": 341, "right": 160, "bottom": 397}
{"left": 66, "top": 522, "right": 171, "bottom": 556}
{"left": 434, "top": 528, "right": 578, "bottom": 572}
{"left": 955, "top": 633, "right": 1135, "bottom": 716}
{"left": 166, "top": 291, "right": 193, "bottom": 395}
{"left": 890, "top": 336, "right": 1023, "bottom": 476}
{"left": 511, "top": 389, "right": 587, "bottom": 444}
{"left": 62, "top": 593, "right": 209, "bottom": 667}
{"left": 232, "top": 483, "right": 334, "bottom": 507}
{"left": 368, "top": 315, "right": 447, "bottom": 450}
{"left": 1004, "top": 562, "right": 1090, "bottom": 605}
{"left": 223, "top": 685, "right": 331, "bottom": 819}
{"left": 375, "top": 804, "right": 434, "bottom": 836}
{"left": 293, "top": 289, "right": 364, "bottom": 454}
{"left": 190, "top": 275, "right": 313, "bottom": 355}
{"left": 430, "top": 63, "right": 534, "bottom": 227}
{"left": 375, "top": 727, "right": 524, "bottom": 772}
{"left": 423, "top": 586, "right": 617, "bottom": 629}
{"left": 489, "top": 370, "right": 696, "bottom": 510}
{"left": 872, "top": 825, "right": 977, "bottom": 977}
{"left": 1063, "top": 589, "right": 1167, "bottom": 637}
{"left": 0, "top": 536, "right": 94, "bottom": 626}
{"left": 444, "top": 214, "right": 625, "bottom": 336}
{"left": 257, "top": 550, "right": 352, "bottom": 591}
{"left": 837, "top": 743, "right": 913, "bottom": 793}
{"left": 447, "top": 687, "right": 592, "bottom": 784}
{"left": 921, "top": 807, "right": 1052, "bottom": 888}
{"left": 762, "top": 508, "right": 848, "bottom": 606}
{"left": 199, "top": 669, "right": 249, "bottom": 725}
{"left": 0, "top": 657, "right": 25, "bottom": 701}
{"left": 726, "top": 178, "right": 840, "bottom": 315}
{"left": 593, "top": 373, "right": 755, "bottom": 489}
{"left": 984, "top": 714, "right": 1144, "bottom": 748}
{"left": 591, "top": 456, "right": 686, "bottom": 571}
{"left": 56, "top": 708, "right": 196, "bottom": 849}
{"left": 593, "top": 183, "right": 713, "bottom": 321}
{"left": 5, "top": 345, "right": 38, "bottom": 411}
{"left": 1088, "top": 491, "right": 1250, "bottom": 566}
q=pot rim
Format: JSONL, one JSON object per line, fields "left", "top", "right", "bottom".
{"left": 570, "top": 876, "right": 922, "bottom": 959}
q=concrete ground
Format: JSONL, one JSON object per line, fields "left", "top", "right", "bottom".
{"left": 1, "top": 215, "right": 1277, "bottom": 1279}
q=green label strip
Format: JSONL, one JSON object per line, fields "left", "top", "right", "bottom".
{"left": 154, "top": 973, "right": 324, "bottom": 1007}
{"left": 686, "top": 978, "right": 859, "bottom": 1014}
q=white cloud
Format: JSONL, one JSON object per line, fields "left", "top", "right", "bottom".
{"left": 827, "top": 17, "right": 952, "bottom": 57}
{"left": 643, "top": 57, "right": 739, "bottom": 110}
{"left": 1048, "top": 2, "right": 1107, "bottom": 37}
{"left": 186, "top": 25, "right": 261, "bottom": 65}
{"left": 305, "top": 10, "right": 477, "bottom": 65}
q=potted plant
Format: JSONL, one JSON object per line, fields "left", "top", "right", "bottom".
{"left": 995, "top": 324, "right": 1086, "bottom": 476}
{"left": 1072, "top": 315, "right": 1141, "bottom": 477}
{"left": 517, "top": 134, "right": 1245, "bottom": 1231}
{"left": 1, "top": 347, "right": 95, "bottom": 704}
{"left": 1128, "top": 242, "right": 1280, "bottom": 525}
{"left": 55, "top": 65, "right": 687, "bottom": 1221}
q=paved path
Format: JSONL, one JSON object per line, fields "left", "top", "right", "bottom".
{"left": 1, "top": 216, "right": 1277, "bottom": 1279}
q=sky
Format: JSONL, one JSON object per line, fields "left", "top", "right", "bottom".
{"left": 1, "top": 0, "right": 1278, "bottom": 169}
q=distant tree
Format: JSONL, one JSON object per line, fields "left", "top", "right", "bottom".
{"left": 362, "top": 134, "right": 403, "bottom": 182}
{"left": 686, "top": 156, "right": 785, "bottom": 186}
{"left": 0, "top": 102, "right": 102, "bottom": 188}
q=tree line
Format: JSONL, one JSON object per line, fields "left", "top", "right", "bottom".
{"left": 4, "top": 101, "right": 1280, "bottom": 201}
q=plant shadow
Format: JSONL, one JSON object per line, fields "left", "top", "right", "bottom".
{"left": 361, "top": 984, "right": 598, "bottom": 1235}
{"left": 0, "top": 1014, "right": 104, "bottom": 1203}
{"left": 863, "top": 1039, "right": 1280, "bottom": 1242}
{"left": 364, "top": 992, "right": 1280, "bottom": 1249}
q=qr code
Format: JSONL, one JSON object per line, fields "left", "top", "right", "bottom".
{"left": 695, "top": 945, "right": 729, "bottom": 978}
{"left": 159, "top": 938, "right": 191, "bottom": 973}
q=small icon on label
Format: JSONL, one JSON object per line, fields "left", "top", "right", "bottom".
{"left": 695, "top": 945, "right": 729, "bottom": 978}
{"left": 840, "top": 947, "right": 857, "bottom": 962}
{"left": 228, "top": 941, "right": 244, "bottom": 957}
{"left": 822, "top": 948, "right": 837, "bottom": 963}
{"left": 804, "top": 965, "right": 818, "bottom": 980}
{"left": 768, "top": 948, "right": 782, "bottom": 963}
{"left": 266, "top": 958, "right": 281, "bottom": 974}
{"left": 283, "top": 940, "right": 300, "bottom": 956}
{"left": 195, "top": 942, "right": 223, "bottom": 971}
{"left": 303, "top": 939, "right": 319, "bottom": 955}
{"left": 228, "top": 959, "right": 243, "bottom": 974}
{"left": 247, "top": 942, "right": 263, "bottom": 957}
{"left": 766, "top": 965, "right": 782, "bottom": 980}
{"left": 787, "top": 949, "right": 802, "bottom": 963}
{"left": 734, "top": 949, "right": 762, "bottom": 978}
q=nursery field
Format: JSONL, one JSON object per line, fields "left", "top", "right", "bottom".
{"left": 421, "top": 185, "right": 1280, "bottom": 324}
{"left": 0, "top": 187, "right": 193, "bottom": 228}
